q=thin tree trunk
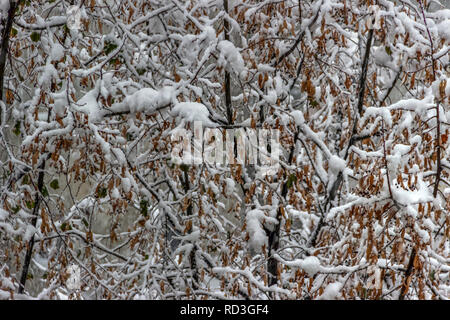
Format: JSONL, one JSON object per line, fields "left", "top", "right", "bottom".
{"left": 310, "top": 27, "right": 374, "bottom": 248}
{"left": 223, "top": 0, "right": 232, "bottom": 125}
{"left": 267, "top": 130, "right": 299, "bottom": 291}
{"left": 182, "top": 168, "right": 198, "bottom": 293}
{"left": 398, "top": 247, "right": 416, "bottom": 300}
{"left": 0, "top": 1, "right": 18, "bottom": 103}
{"left": 18, "top": 160, "right": 45, "bottom": 293}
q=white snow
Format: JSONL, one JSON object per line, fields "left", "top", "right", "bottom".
{"left": 0, "top": 0, "right": 9, "bottom": 13}
{"left": 300, "top": 256, "right": 322, "bottom": 277}
{"left": 76, "top": 86, "right": 102, "bottom": 122}
{"left": 50, "top": 43, "right": 65, "bottom": 61}
{"left": 373, "top": 46, "right": 393, "bottom": 68}
{"left": 217, "top": 40, "right": 245, "bottom": 74}
{"left": 263, "top": 90, "right": 277, "bottom": 105}
{"left": 38, "top": 63, "right": 58, "bottom": 86}
{"left": 391, "top": 175, "right": 434, "bottom": 207}
{"left": 245, "top": 209, "right": 276, "bottom": 253}
{"left": 79, "top": 48, "right": 90, "bottom": 63}
{"left": 199, "top": 26, "right": 216, "bottom": 44}
{"left": 24, "top": 225, "right": 36, "bottom": 242}
{"left": 363, "top": 107, "right": 392, "bottom": 127}
{"left": 121, "top": 177, "right": 131, "bottom": 193}
{"left": 318, "top": 282, "right": 342, "bottom": 300}
{"left": 123, "top": 87, "right": 174, "bottom": 114}
{"left": 0, "top": 208, "right": 8, "bottom": 220}
{"left": 51, "top": 90, "right": 69, "bottom": 117}
{"left": 171, "top": 102, "right": 215, "bottom": 126}
{"left": 225, "top": 178, "right": 235, "bottom": 196}
{"left": 290, "top": 110, "right": 304, "bottom": 125}
{"left": 111, "top": 188, "right": 120, "bottom": 199}
{"left": 328, "top": 155, "right": 346, "bottom": 174}
{"left": 436, "top": 20, "right": 450, "bottom": 42}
